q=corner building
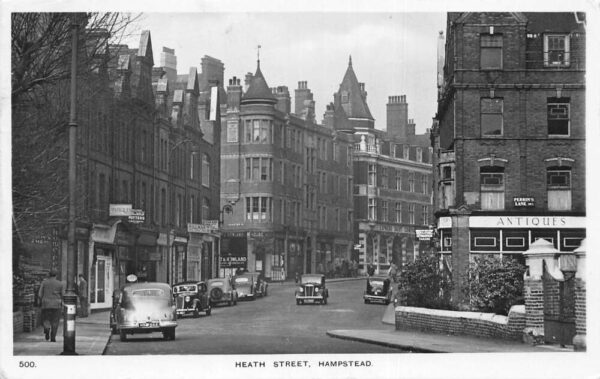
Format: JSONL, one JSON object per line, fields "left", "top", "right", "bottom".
{"left": 220, "top": 61, "right": 355, "bottom": 279}
{"left": 327, "top": 58, "right": 433, "bottom": 275}
{"left": 432, "top": 13, "right": 586, "bottom": 303}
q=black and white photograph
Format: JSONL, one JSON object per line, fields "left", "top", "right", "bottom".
{"left": 2, "top": 1, "right": 599, "bottom": 378}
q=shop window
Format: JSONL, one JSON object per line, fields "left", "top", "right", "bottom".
{"left": 480, "top": 166, "right": 505, "bottom": 210}
{"left": 474, "top": 237, "right": 497, "bottom": 247}
{"left": 505, "top": 237, "right": 525, "bottom": 247}
{"left": 547, "top": 167, "right": 571, "bottom": 211}
{"left": 547, "top": 98, "right": 570, "bottom": 136}
{"left": 443, "top": 237, "right": 452, "bottom": 248}
{"left": 481, "top": 98, "right": 503, "bottom": 136}
{"left": 480, "top": 34, "right": 503, "bottom": 69}
{"left": 564, "top": 237, "right": 583, "bottom": 248}
{"left": 544, "top": 34, "right": 570, "bottom": 67}
{"left": 471, "top": 230, "right": 500, "bottom": 251}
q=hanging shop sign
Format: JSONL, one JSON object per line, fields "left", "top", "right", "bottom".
{"left": 109, "top": 204, "right": 132, "bottom": 217}
{"left": 415, "top": 229, "right": 434, "bottom": 241}
{"left": 128, "top": 209, "right": 145, "bottom": 224}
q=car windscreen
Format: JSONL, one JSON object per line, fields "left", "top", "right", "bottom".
{"left": 369, "top": 280, "right": 385, "bottom": 287}
{"left": 121, "top": 289, "right": 170, "bottom": 307}
{"left": 301, "top": 276, "right": 322, "bottom": 284}
{"left": 234, "top": 277, "right": 250, "bottom": 284}
{"left": 132, "top": 289, "right": 166, "bottom": 297}
{"left": 175, "top": 285, "right": 197, "bottom": 292}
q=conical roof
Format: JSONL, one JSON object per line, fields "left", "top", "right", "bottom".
{"left": 242, "top": 60, "right": 277, "bottom": 104}
{"left": 337, "top": 56, "right": 373, "bottom": 120}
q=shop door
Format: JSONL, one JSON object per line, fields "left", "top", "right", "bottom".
{"left": 90, "top": 256, "right": 113, "bottom": 309}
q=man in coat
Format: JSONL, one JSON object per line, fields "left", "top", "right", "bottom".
{"left": 37, "top": 271, "right": 65, "bottom": 342}
{"left": 77, "top": 274, "right": 88, "bottom": 318}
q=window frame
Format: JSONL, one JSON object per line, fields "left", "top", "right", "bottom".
{"left": 480, "top": 34, "right": 503, "bottom": 70}
{"left": 480, "top": 97, "right": 504, "bottom": 137}
{"left": 544, "top": 34, "right": 570, "bottom": 67}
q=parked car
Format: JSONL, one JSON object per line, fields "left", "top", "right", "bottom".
{"left": 233, "top": 273, "right": 258, "bottom": 300}
{"left": 172, "top": 281, "right": 212, "bottom": 317}
{"left": 111, "top": 282, "right": 177, "bottom": 341}
{"left": 363, "top": 276, "right": 393, "bottom": 305}
{"left": 295, "top": 274, "right": 328, "bottom": 305}
{"left": 242, "top": 271, "right": 269, "bottom": 297}
{"left": 207, "top": 278, "right": 238, "bottom": 306}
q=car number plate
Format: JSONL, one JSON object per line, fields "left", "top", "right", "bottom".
{"left": 139, "top": 322, "right": 159, "bottom": 327}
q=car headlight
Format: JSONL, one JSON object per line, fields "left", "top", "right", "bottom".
{"left": 298, "top": 287, "right": 304, "bottom": 293}
{"left": 315, "top": 287, "right": 319, "bottom": 293}
{"left": 185, "top": 296, "right": 191, "bottom": 302}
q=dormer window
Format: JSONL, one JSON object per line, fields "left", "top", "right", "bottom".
{"left": 544, "top": 34, "right": 570, "bottom": 67}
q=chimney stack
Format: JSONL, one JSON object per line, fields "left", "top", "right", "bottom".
{"left": 295, "top": 81, "right": 313, "bottom": 115}
{"left": 272, "top": 86, "right": 291, "bottom": 114}
{"left": 386, "top": 94, "right": 409, "bottom": 140}
{"left": 227, "top": 76, "right": 242, "bottom": 111}
{"left": 160, "top": 47, "right": 177, "bottom": 83}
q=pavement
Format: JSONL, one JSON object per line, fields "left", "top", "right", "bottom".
{"left": 13, "top": 310, "right": 111, "bottom": 356}
{"left": 13, "top": 275, "right": 573, "bottom": 354}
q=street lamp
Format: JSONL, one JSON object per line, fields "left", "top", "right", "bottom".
{"left": 62, "top": 15, "right": 80, "bottom": 356}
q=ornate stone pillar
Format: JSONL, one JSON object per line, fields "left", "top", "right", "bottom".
{"left": 573, "top": 239, "right": 586, "bottom": 351}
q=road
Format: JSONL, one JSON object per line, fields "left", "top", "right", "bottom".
{"left": 104, "top": 278, "right": 403, "bottom": 354}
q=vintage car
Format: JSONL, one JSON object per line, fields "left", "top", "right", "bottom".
{"left": 207, "top": 278, "right": 238, "bottom": 306}
{"left": 363, "top": 276, "right": 393, "bottom": 305}
{"left": 234, "top": 272, "right": 268, "bottom": 299}
{"left": 112, "top": 282, "right": 177, "bottom": 341}
{"left": 246, "top": 272, "right": 268, "bottom": 297}
{"left": 172, "top": 281, "right": 212, "bottom": 317}
{"left": 295, "top": 274, "right": 328, "bottom": 305}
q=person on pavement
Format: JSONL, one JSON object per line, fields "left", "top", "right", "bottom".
{"left": 77, "top": 274, "right": 88, "bottom": 318}
{"left": 37, "top": 271, "right": 65, "bottom": 342}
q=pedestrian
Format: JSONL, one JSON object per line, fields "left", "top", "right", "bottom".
{"left": 387, "top": 261, "right": 398, "bottom": 282}
{"left": 77, "top": 274, "right": 88, "bottom": 318}
{"left": 37, "top": 271, "right": 65, "bottom": 342}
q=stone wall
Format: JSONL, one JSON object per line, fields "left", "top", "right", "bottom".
{"left": 395, "top": 305, "right": 526, "bottom": 340}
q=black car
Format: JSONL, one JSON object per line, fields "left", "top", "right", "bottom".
{"left": 364, "top": 276, "right": 392, "bottom": 305}
{"left": 295, "top": 274, "right": 328, "bottom": 305}
{"left": 173, "top": 281, "right": 212, "bottom": 317}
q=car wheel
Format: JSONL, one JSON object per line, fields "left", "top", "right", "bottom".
{"left": 119, "top": 330, "right": 127, "bottom": 342}
{"left": 163, "top": 328, "right": 175, "bottom": 340}
{"left": 193, "top": 306, "right": 200, "bottom": 318}
{"left": 323, "top": 297, "right": 327, "bottom": 305}
{"left": 296, "top": 299, "right": 301, "bottom": 305}
{"left": 264, "top": 288, "right": 268, "bottom": 296}
{"left": 206, "top": 307, "right": 212, "bottom": 316}
{"left": 364, "top": 299, "right": 369, "bottom": 304}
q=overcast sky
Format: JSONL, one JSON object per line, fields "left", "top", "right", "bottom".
{"left": 122, "top": 12, "right": 447, "bottom": 134}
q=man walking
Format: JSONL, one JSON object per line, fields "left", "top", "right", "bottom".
{"left": 77, "top": 274, "right": 88, "bottom": 318}
{"left": 37, "top": 271, "right": 64, "bottom": 342}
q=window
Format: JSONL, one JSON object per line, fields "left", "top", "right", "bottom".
{"left": 548, "top": 98, "right": 570, "bottom": 136}
{"left": 202, "top": 154, "right": 210, "bottom": 187}
{"left": 368, "top": 198, "right": 376, "bottom": 220}
{"left": 481, "top": 98, "right": 503, "bottom": 136}
{"left": 189, "top": 195, "right": 195, "bottom": 223}
{"left": 227, "top": 121, "right": 239, "bottom": 143}
{"left": 442, "top": 166, "right": 452, "bottom": 180}
{"left": 333, "top": 142, "right": 338, "bottom": 161}
{"left": 421, "top": 175, "right": 428, "bottom": 194}
{"left": 421, "top": 205, "right": 429, "bottom": 225}
{"left": 381, "top": 167, "right": 388, "bottom": 188}
{"left": 381, "top": 201, "right": 388, "bottom": 222}
{"left": 480, "top": 166, "right": 505, "bottom": 210}
{"left": 161, "top": 188, "right": 166, "bottom": 225}
{"left": 347, "top": 146, "right": 352, "bottom": 167}
{"left": 471, "top": 230, "right": 501, "bottom": 251}
{"left": 547, "top": 167, "right": 571, "bottom": 210}
{"left": 280, "top": 162, "right": 285, "bottom": 184}
{"left": 416, "top": 147, "right": 423, "bottom": 162}
{"left": 403, "top": 145, "right": 410, "bottom": 160}
{"left": 480, "top": 34, "right": 503, "bottom": 69}
{"left": 408, "top": 204, "right": 415, "bottom": 224}
{"left": 396, "top": 170, "right": 402, "bottom": 190}
{"left": 408, "top": 172, "right": 415, "bottom": 192}
{"left": 544, "top": 34, "right": 570, "bottom": 67}
{"left": 368, "top": 164, "right": 377, "bottom": 186}
{"left": 244, "top": 119, "right": 272, "bottom": 143}
{"left": 245, "top": 196, "right": 271, "bottom": 221}
{"left": 395, "top": 203, "right": 402, "bottom": 223}
{"left": 341, "top": 91, "right": 349, "bottom": 103}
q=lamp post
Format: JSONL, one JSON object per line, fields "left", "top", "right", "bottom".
{"left": 62, "top": 15, "right": 80, "bottom": 355}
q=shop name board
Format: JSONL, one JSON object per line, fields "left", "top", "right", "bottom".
{"left": 188, "top": 221, "right": 219, "bottom": 234}
{"left": 219, "top": 256, "right": 247, "bottom": 268}
{"left": 110, "top": 204, "right": 132, "bottom": 217}
{"left": 415, "top": 229, "right": 434, "bottom": 240}
{"left": 469, "top": 216, "right": 586, "bottom": 229}
{"left": 513, "top": 197, "right": 535, "bottom": 207}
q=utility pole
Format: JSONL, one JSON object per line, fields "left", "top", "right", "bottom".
{"left": 62, "top": 15, "right": 80, "bottom": 355}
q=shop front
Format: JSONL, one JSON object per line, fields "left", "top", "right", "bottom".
{"left": 135, "top": 229, "right": 159, "bottom": 282}
{"left": 219, "top": 232, "right": 247, "bottom": 278}
{"left": 248, "top": 231, "right": 273, "bottom": 278}
{"left": 89, "top": 220, "right": 120, "bottom": 310}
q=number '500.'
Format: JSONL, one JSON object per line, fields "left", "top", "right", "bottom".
{"left": 19, "top": 361, "right": 36, "bottom": 368}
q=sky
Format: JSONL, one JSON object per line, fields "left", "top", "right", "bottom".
{"left": 121, "top": 12, "right": 447, "bottom": 134}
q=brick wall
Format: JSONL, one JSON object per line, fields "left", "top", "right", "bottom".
{"left": 395, "top": 305, "right": 526, "bottom": 340}
{"left": 574, "top": 278, "right": 586, "bottom": 335}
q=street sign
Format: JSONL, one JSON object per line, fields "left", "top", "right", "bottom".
{"left": 513, "top": 197, "right": 535, "bottom": 207}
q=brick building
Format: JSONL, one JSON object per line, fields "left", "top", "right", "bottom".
{"left": 328, "top": 57, "right": 433, "bottom": 275}
{"left": 219, "top": 60, "right": 355, "bottom": 279}
{"left": 432, "top": 12, "right": 586, "bottom": 303}
{"left": 13, "top": 29, "right": 222, "bottom": 311}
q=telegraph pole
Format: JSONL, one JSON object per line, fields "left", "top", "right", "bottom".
{"left": 62, "top": 15, "right": 80, "bottom": 355}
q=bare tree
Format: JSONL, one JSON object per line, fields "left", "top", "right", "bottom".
{"left": 12, "top": 12, "right": 141, "bottom": 238}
